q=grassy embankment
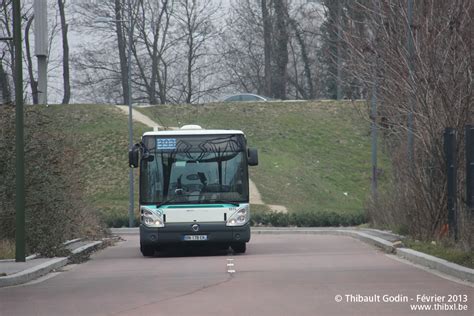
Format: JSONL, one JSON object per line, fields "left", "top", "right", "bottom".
{"left": 41, "top": 104, "right": 151, "bottom": 227}
{"left": 137, "top": 101, "right": 378, "bottom": 225}
{"left": 1, "top": 101, "right": 376, "bottom": 229}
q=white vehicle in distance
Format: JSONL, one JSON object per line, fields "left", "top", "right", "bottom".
{"left": 129, "top": 125, "right": 259, "bottom": 256}
{"left": 223, "top": 93, "right": 270, "bottom": 102}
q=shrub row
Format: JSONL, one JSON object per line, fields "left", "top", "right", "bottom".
{"left": 104, "top": 213, "right": 140, "bottom": 228}
{"left": 105, "top": 211, "right": 367, "bottom": 228}
{"left": 250, "top": 211, "right": 367, "bottom": 227}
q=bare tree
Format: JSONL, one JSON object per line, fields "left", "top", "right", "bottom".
{"left": 219, "top": 0, "right": 269, "bottom": 95}
{"left": 1, "top": 1, "right": 64, "bottom": 104}
{"left": 73, "top": 0, "right": 130, "bottom": 103}
{"left": 220, "top": 0, "right": 323, "bottom": 100}
{"left": 1, "top": 0, "right": 16, "bottom": 103}
{"left": 114, "top": 0, "right": 130, "bottom": 105}
{"left": 261, "top": 0, "right": 272, "bottom": 97}
{"left": 0, "top": 53, "right": 12, "bottom": 105}
{"left": 272, "top": 0, "right": 289, "bottom": 100}
{"left": 24, "top": 14, "right": 38, "bottom": 104}
{"left": 58, "top": 0, "right": 70, "bottom": 104}
{"left": 132, "top": 0, "right": 172, "bottom": 104}
{"left": 173, "top": 0, "right": 221, "bottom": 104}
{"left": 319, "top": 0, "right": 341, "bottom": 99}
{"left": 287, "top": 10, "right": 315, "bottom": 99}
{"left": 342, "top": 0, "right": 473, "bottom": 243}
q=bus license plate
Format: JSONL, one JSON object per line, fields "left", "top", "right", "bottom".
{"left": 183, "top": 235, "right": 208, "bottom": 241}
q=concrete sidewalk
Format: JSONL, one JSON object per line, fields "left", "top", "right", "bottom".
{"left": 0, "top": 239, "right": 105, "bottom": 288}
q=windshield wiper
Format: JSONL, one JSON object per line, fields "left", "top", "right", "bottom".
{"left": 200, "top": 199, "right": 240, "bottom": 206}
{"left": 156, "top": 197, "right": 179, "bottom": 208}
{"left": 156, "top": 194, "right": 202, "bottom": 208}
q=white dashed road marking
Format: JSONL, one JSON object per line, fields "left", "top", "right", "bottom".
{"left": 227, "top": 258, "right": 236, "bottom": 274}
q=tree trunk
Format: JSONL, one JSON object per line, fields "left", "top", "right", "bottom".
{"left": 157, "top": 60, "right": 167, "bottom": 104}
{"left": 261, "top": 0, "right": 272, "bottom": 97}
{"left": 289, "top": 18, "right": 314, "bottom": 99}
{"left": 25, "top": 15, "right": 38, "bottom": 105}
{"left": 148, "top": 21, "right": 160, "bottom": 105}
{"left": 324, "top": 0, "right": 339, "bottom": 99}
{"left": 272, "top": 0, "right": 288, "bottom": 100}
{"left": 185, "top": 1, "right": 194, "bottom": 104}
{"left": 186, "top": 35, "right": 193, "bottom": 104}
{"left": 0, "top": 56, "right": 12, "bottom": 105}
{"left": 114, "top": 0, "right": 129, "bottom": 105}
{"left": 58, "top": 0, "right": 71, "bottom": 104}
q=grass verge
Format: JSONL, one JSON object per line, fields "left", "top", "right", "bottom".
{"left": 404, "top": 239, "right": 474, "bottom": 269}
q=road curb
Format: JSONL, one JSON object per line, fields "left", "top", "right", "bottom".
{"left": 70, "top": 241, "right": 103, "bottom": 255}
{"left": 0, "top": 240, "right": 103, "bottom": 288}
{"left": 0, "top": 257, "right": 68, "bottom": 288}
{"left": 253, "top": 229, "right": 396, "bottom": 253}
{"left": 396, "top": 248, "right": 474, "bottom": 283}
{"left": 253, "top": 228, "right": 473, "bottom": 283}
{"left": 110, "top": 227, "right": 137, "bottom": 235}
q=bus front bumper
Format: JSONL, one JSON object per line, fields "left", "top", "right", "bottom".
{"left": 140, "top": 222, "right": 250, "bottom": 246}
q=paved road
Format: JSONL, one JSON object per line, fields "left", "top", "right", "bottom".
{"left": 0, "top": 234, "right": 472, "bottom": 316}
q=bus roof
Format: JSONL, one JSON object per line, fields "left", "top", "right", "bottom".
{"left": 143, "top": 128, "right": 245, "bottom": 137}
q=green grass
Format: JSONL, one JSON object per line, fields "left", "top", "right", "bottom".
{"left": 23, "top": 102, "right": 381, "bottom": 227}
{"left": 137, "top": 101, "right": 381, "bottom": 220}
{"left": 40, "top": 104, "right": 150, "bottom": 225}
{"left": 404, "top": 239, "right": 474, "bottom": 269}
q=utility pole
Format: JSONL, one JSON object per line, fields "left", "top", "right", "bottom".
{"left": 336, "top": 0, "right": 342, "bottom": 100}
{"left": 127, "top": 0, "right": 135, "bottom": 228}
{"left": 370, "top": 69, "right": 378, "bottom": 201}
{"left": 407, "top": 0, "right": 415, "bottom": 163}
{"left": 34, "top": 0, "right": 48, "bottom": 105}
{"left": 466, "top": 125, "right": 474, "bottom": 213}
{"left": 13, "top": 0, "right": 26, "bottom": 262}
{"left": 444, "top": 128, "right": 458, "bottom": 240}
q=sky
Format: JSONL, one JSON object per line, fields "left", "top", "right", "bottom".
{"left": 22, "top": 0, "right": 323, "bottom": 104}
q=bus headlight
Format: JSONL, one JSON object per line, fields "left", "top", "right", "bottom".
{"left": 226, "top": 205, "right": 250, "bottom": 227}
{"left": 141, "top": 208, "right": 165, "bottom": 228}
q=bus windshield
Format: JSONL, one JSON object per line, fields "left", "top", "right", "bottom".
{"left": 140, "top": 135, "right": 249, "bottom": 205}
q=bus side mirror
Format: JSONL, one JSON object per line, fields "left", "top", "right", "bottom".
{"left": 129, "top": 147, "right": 139, "bottom": 168}
{"left": 248, "top": 148, "right": 258, "bottom": 166}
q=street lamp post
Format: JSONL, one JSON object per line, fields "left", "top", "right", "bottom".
{"left": 13, "top": 0, "right": 26, "bottom": 262}
{"left": 126, "top": 0, "right": 135, "bottom": 228}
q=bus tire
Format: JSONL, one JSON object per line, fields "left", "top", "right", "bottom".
{"left": 140, "top": 244, "right": 155, "bottom": 257}
{"left": 232, "top": 242, "right": 246, "bottom": 254}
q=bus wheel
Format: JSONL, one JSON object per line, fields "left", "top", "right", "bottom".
{"left": 140, "top": 244, "right": 155, "bottom": 257}
{"left": 232, "top": 242, "right": 246, "bottom": 254}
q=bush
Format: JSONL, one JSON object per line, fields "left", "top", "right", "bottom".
{"left": 251, "top": 210, "right": 366, "bottom": 227}
{"left": 103, "top": 212, "right": 140, "bottom": 228}
{"left": 0, "top": 106, "right": 106, "bottom": 257}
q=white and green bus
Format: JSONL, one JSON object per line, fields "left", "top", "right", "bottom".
{"left": 129, "top": 125, "right": 258, "bottom": 256}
